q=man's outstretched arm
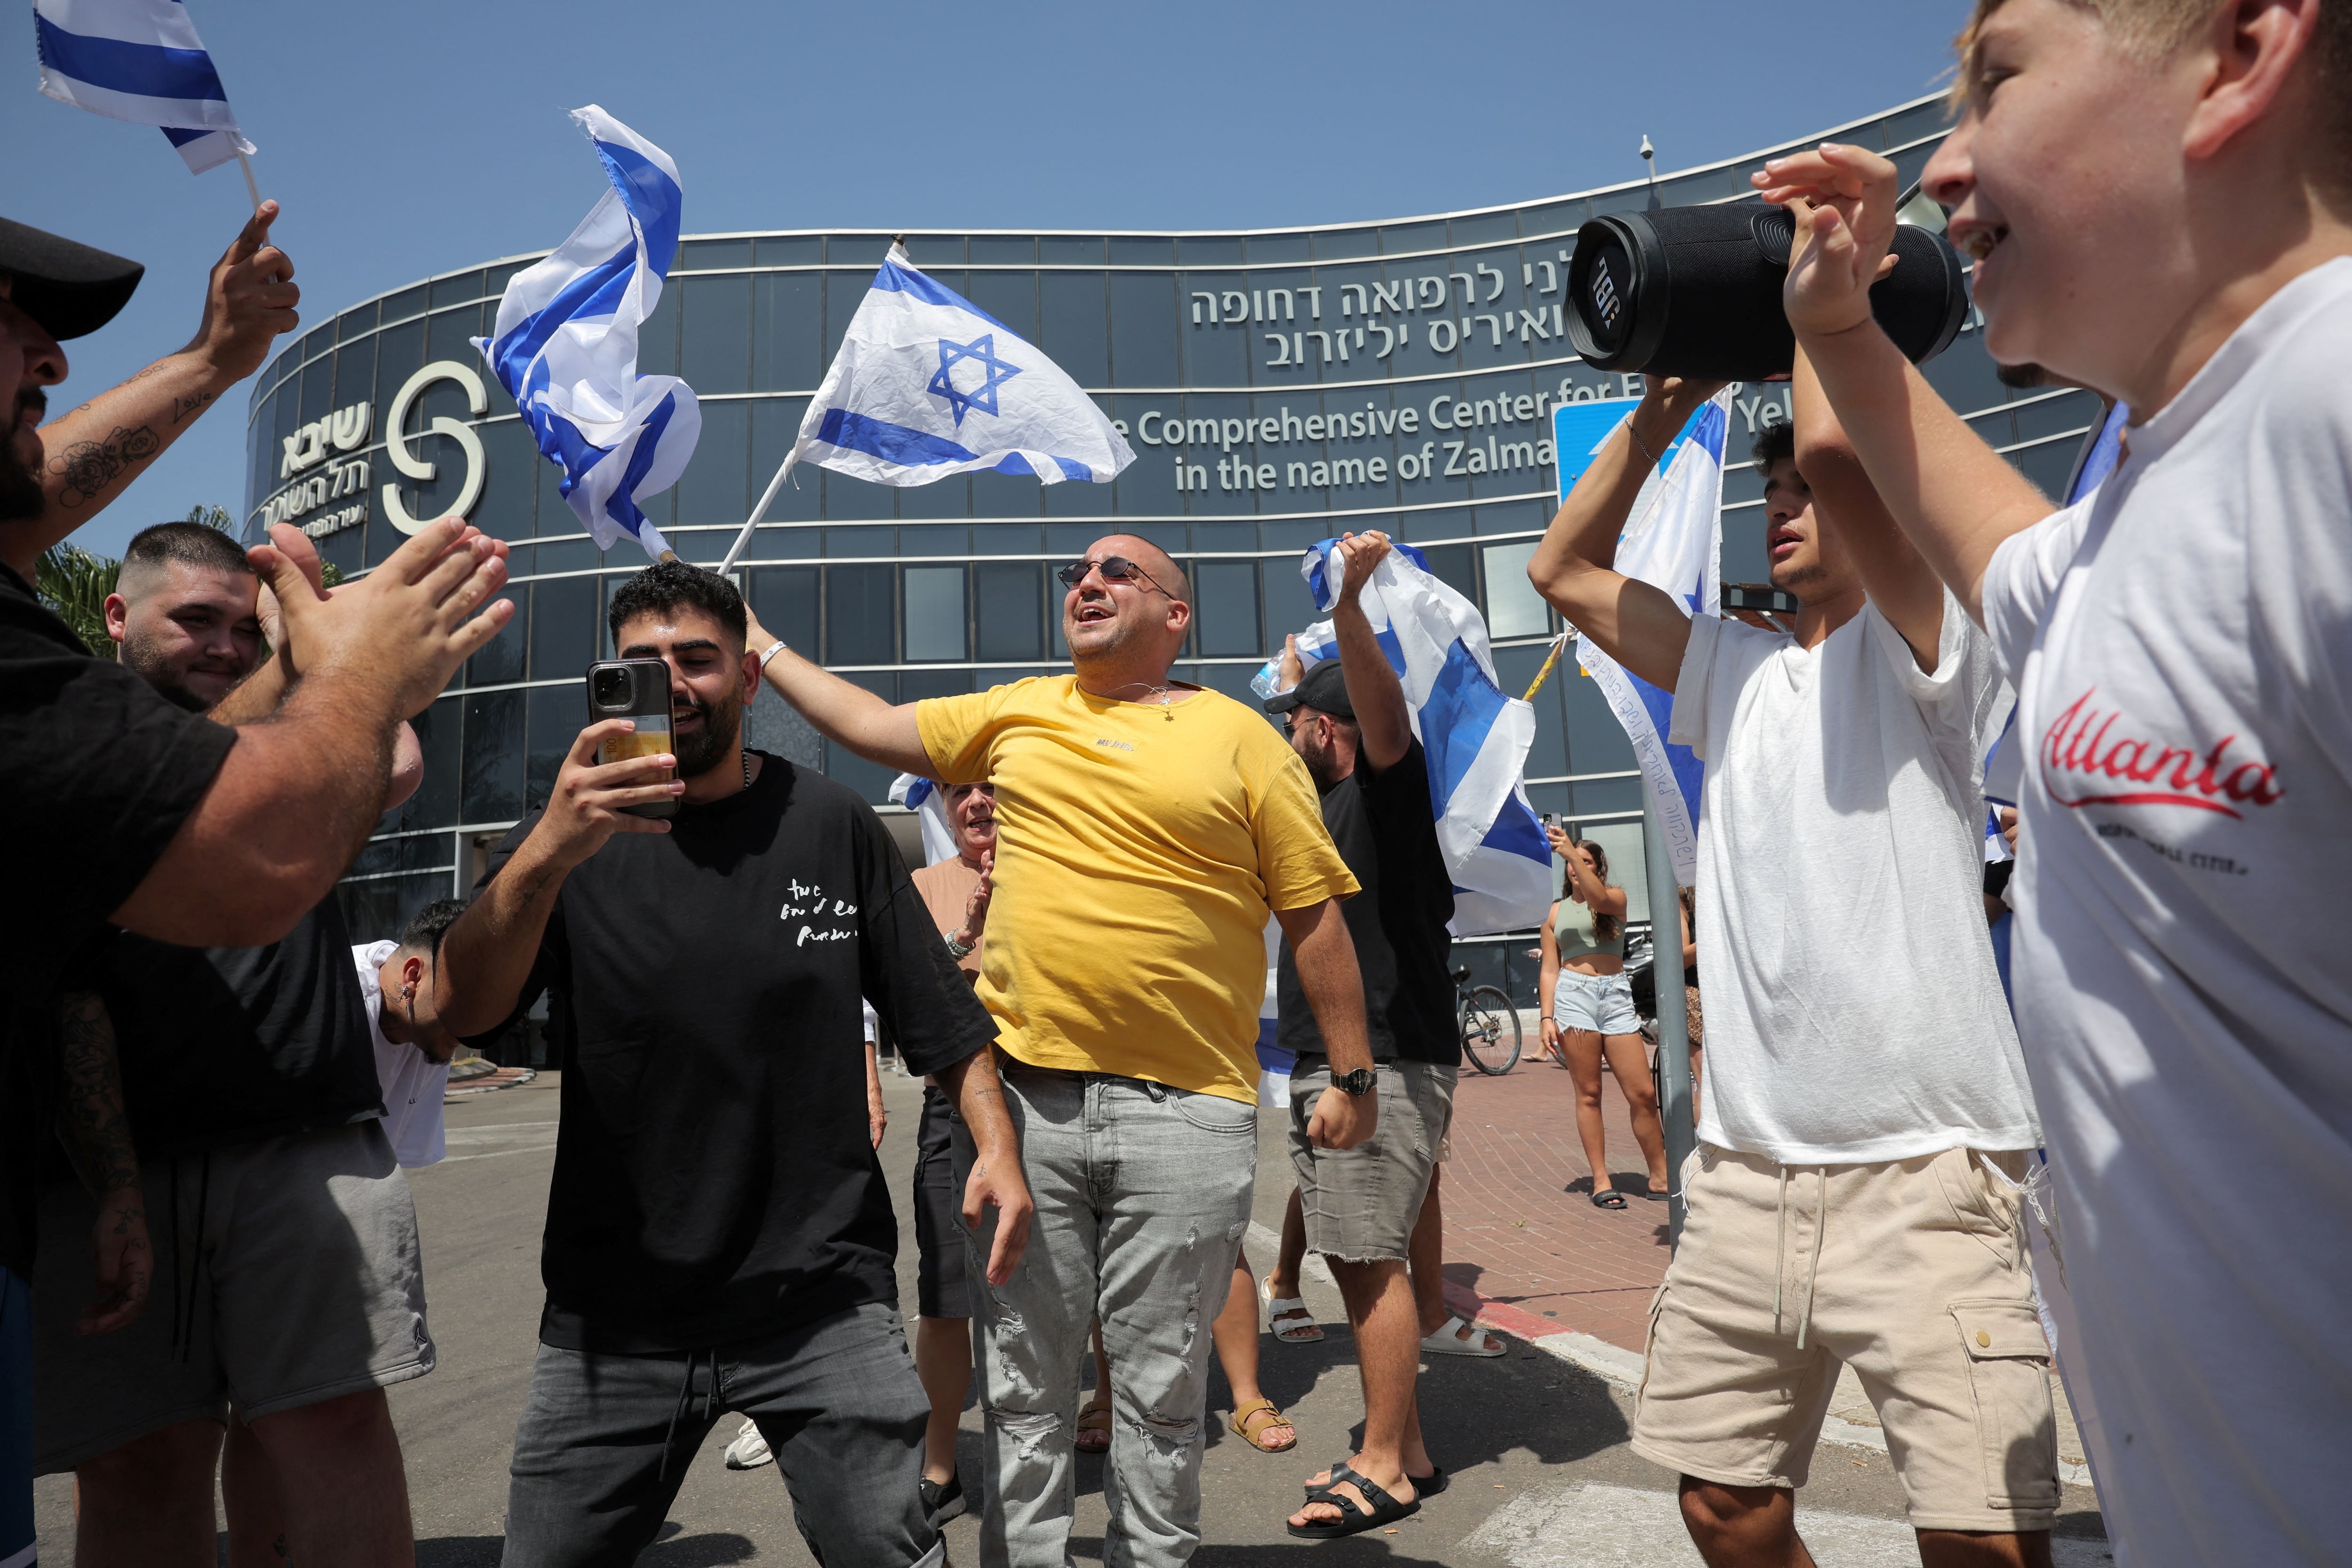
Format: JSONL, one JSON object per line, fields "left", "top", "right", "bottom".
{"left": 743, "top": 606, "right": 932, "bottom": 776}
{"left": 33, "top": 203, "right": 298, "bottom": 555}
{"left": 1327, "top": 532, "right": 1414, "bottom": 773}
{"left": 1524, "top": 377, "right": 1720, "bottom": 692}
{"left": 1758, "top": 147, "right": 2054, "bottom": 622}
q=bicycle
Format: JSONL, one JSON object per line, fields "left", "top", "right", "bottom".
{"left": 1453, "top": 966, "right": 1523, "bottom": 1076}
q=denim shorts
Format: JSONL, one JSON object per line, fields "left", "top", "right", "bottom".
{"left": 1554, "top": 968, "right": 1639, "bottom": 1035}
{"left": 1287, "top": 1059, "right": 1453, "bottom": 1263}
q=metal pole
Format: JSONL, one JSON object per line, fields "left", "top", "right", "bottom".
{"left": 1642, "top": 785, "right": 1694, "bottom": 1245}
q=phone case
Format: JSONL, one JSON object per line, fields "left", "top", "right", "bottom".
{"left": 585, "top": 658, "right": 679, "bottom": 820}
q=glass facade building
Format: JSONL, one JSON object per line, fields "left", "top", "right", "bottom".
{"left": 244, "top": 92, "right": 2099, "bottom": 987}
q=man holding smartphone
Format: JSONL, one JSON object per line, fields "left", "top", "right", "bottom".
{"left": 436, "top": 560, "right": 1029, "bottom": 1568}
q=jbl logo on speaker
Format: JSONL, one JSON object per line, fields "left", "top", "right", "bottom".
{"left": 1591, "top": 267, "right": 1621, "bottom": 329}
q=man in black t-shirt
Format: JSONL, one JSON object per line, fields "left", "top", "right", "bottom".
{"left": 0, "top": 214, "right": 510, "bottom": 1568}
{"left": 436, "top": 562, "right": 1032, "bottom": 1568}
{"left": 1260, "top": 532, "right": 1466, "bottom": 1533}
{"left": 34, "top": 521, "right": 437, "bottom": 1568}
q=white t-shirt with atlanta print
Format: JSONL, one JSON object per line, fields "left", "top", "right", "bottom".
{"left": 1980, "top": 257, "right": 2352, "bottom": 1568}
{"left": 354, "top": 940, "right": 451, "bottom": 1168}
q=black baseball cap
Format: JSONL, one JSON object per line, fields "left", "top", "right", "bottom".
{"left": 1263, "top": 658, "right": 1355, "bottom": 720}
{"left": 0, "top": 217, "right": 143, "bottom": 341}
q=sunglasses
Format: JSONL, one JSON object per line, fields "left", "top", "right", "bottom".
{"left": 1056, "top": 556, "right": 1176, "bottom": 597}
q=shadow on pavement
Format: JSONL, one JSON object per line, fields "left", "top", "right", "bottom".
{"left": 415, "top": 1527, "right": 757, "bottom": 1566}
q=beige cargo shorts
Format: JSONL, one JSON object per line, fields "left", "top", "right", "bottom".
{"left": 1631, "top": 1142, "right": 2059, "bottom": 1534}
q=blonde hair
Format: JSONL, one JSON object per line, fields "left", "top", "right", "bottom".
{"left": 1953, "top": 0, "right": 2350, "bottom": 201}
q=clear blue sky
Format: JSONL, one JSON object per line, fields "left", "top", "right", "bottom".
{"left": 12, "top": 0, "right": 1971, "bottom": 560}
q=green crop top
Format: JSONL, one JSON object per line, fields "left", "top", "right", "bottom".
{"left": 1553, "top": 896, "right": 1623, "bottom": 962}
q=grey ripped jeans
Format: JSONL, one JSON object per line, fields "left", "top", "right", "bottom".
{"left": 958, "top": 1062, "right": 1257, "bottom": 1568}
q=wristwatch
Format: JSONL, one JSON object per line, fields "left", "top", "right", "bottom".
{"left": 1333, "top": 1067, "right": 1376, "bottom": 1097}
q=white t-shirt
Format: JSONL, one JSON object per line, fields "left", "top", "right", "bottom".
{"left": 1669, "top": 594, "right": 2039, "bottom": 1163}
{"left": 1979, "top": 257, "right": 2352, "bottom": 1568}
{"left": 354, "top": 939, "right": 450, "bottom": 1168}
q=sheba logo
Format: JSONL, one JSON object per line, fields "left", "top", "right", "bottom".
{"left": 2039, "top": 690, "right": 2281, "bottom": 820}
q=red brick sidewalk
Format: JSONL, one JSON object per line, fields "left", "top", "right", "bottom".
{"left": 1439, "top": 1042, "right": 1677, "bottom": 1353}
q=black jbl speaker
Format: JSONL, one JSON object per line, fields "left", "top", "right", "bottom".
{"left": 1564, "top": 204, "right": 1969, "bottom": 381}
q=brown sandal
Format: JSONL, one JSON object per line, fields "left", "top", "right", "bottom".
{"left": 1229, "top": 1397, "right": 1298, "bottom": 1453}
{"left": 1075, "top": 1396, "right": 1112, "bottom": 1454}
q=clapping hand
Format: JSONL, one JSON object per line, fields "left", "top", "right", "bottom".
{"left": 954, "top": 850, "right": 994, "bottom": 950}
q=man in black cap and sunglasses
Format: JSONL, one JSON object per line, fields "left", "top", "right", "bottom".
{"left": 0, "top": 208, "right": 512, "bottom": 1567}
{"left": 748, "top": 532, "right": 1377, "bottom": 1567}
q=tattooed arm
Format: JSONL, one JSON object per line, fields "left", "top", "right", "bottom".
{"left": 55, "top": 991, "right": 153, "bottom": 1335}
{"left": 27, "top": 203, "right": 298, "bottom": 556}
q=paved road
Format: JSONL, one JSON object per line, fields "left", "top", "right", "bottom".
{"left": 33, "top": 1068, "right": 2111, "bottom": 1564}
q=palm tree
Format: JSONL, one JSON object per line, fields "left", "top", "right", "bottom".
{"left": 34, "top": 540, "right": 116, "bottom": 653}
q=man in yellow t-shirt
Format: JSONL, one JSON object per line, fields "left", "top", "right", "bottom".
{"left": 748, "top": 533, "right": 1375, "bottom": 1568}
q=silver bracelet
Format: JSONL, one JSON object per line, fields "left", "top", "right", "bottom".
{"left": 757, "top": 640, "right": 788, "bottom": 669}
{"left": 945, "top": 931, "right": 974, "bottom": 959}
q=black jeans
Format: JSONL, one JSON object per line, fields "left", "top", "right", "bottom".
{"left": 502, "top": 1300, "right": 939, "bottom": 1568}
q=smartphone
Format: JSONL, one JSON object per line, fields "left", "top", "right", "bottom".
{"left": 585, "top": 658, "right": 678, "bottom": 820}
{"left": 1723, "top": 582, "right": 1801, "bottom": 616}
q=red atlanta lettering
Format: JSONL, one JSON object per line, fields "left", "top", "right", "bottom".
{"left": 2039, "top": 690, "right": 2283, "bottom": 819}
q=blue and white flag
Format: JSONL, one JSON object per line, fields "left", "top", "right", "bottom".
{"left": 1267, "top": 541, "right": 1552, "bottom": 936}
{"left": 889, "top": 774, "right": 958, "bottom": 867}
{"left": 791, "top": 246, "right": 1135, "bottom": 489}
{"left": 474, "top": 106, "right": 700, "bottom": 562}
{"left": 35, "top": 0, "right": 256, "bottom": 175}
{"left": 1552, "top": 392, "right": 1732, "bottom": 886}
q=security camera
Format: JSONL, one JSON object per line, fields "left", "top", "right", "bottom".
{"left": 1639, "top": 135, "right": 1655, "bottom": 164}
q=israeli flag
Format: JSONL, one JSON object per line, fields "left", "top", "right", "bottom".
{"left": 1552, "top": 392, "right": 1732, "bottom": 886}
{"left": 35, "top": 0, "right": 257, "bottom": 174}
{"left": 474, "top": 106, "right": 700, "bottom": 562}
{"left": 889, "top": 774, "right": 959, "bottom": 867}
{"left": 791, "top": 246, "right": 1135, "bottom": 489}
{"left": 1266, "top": 541, "right": 1552, "bottom": 936}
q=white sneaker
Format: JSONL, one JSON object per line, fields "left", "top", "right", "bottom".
{"left": 724, "top": 1418, "right": 773, "bottom": 1470}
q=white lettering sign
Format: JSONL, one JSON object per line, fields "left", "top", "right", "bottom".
{"left": 381, "top": 360, "right": 490, "bottom": 535}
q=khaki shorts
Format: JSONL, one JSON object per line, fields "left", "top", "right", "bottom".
{"left": 32, "top": 1121, "right": 435, "bottom": 1473}
{"left": 1288, "top": 1059, "right": 1453, "bottom": 1263}
{"left": 1632, "top": 1143, "right": 2058, "bottom": 1534}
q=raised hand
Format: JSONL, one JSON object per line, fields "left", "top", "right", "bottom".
{"left": 1752, "top": 143, "right": 1904, "bottom": 338}
{"left": 191, "top": 200, "right": 299, "bottom": 382}
{"left": 249, "top": 517, "right": 512, "bottom": 719}
{"left": 1333, "top": 530, "right": 1392, "bottom": 607}
{"left": 1277, "top": 633, "right": 1303, "bottom": 692}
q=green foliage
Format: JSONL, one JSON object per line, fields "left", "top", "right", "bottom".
{"left": 35, "top": 541, "right": 118, "bottom": 654}
{"left": 184, "top": 502, "right": 234, "bottom": 533}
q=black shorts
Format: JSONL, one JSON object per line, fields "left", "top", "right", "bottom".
{"left": 913, "top": 1085, "right": 976, "bottom": 1320}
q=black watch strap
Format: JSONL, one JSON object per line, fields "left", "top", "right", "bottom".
{"left": 1333, "top": 1067, "right": 1377, "bottom": 1097}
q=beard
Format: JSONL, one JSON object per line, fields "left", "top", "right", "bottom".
{"left": 0, "top": 400, "right": 44, "bottom": 523}
{"left": 1771, "top": 560, "right": 1828, "bottom": 592}
{"left": 673, "top": 686, "right": 744, "bottom": 779}
{"left": 120, "top": 632, "right": 216, "bottom": 713}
